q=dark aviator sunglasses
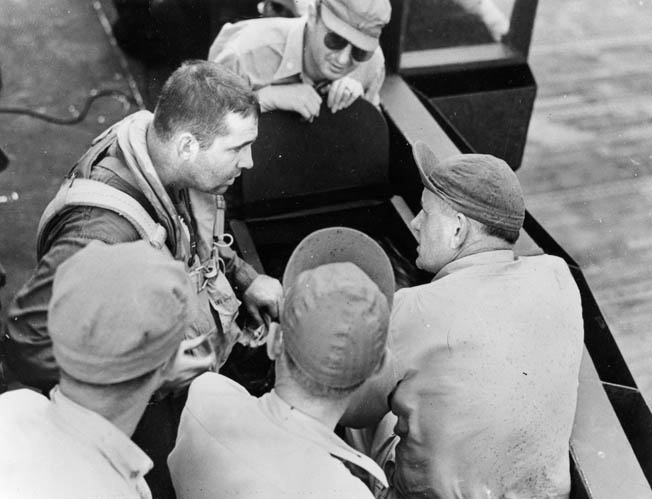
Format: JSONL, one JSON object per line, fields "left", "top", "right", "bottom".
{"left": 323, "top": 31, "right": 374, "bottom": 62}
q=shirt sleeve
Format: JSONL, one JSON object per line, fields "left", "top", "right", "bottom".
{"left": 219, "top": 244, "right": 259, "bottom": 296}
{"left": 211, "top": 45, "right": 252, "bottom": 87}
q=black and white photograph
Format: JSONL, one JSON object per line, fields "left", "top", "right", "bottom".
{"left": 1, "top": 0, "right": 651, "bottom": 497}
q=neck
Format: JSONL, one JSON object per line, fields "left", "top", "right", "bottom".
{"left": 274, "top": 379, "right": 350, "bottom": 429}
{"left": 59, "top": 379, "right": 155, "bottom": 437}
{"left": 302, "top": 26, "right": 321, "bottom": 82}
{"left": 146, "top": 123, "right": 178, "bottom": 190}
{"left": 457, "top": 237, "right": 513, "bottom": 260}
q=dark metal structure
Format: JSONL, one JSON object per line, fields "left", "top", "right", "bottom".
{"left": 224, "top": 1, "right": 652, "bottom": 497}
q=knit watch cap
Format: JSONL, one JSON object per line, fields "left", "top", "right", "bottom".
{"left": 320, "top": 0, "right": 392, "bottom": 52}
{"left": 412, "top": 141, "right": 525, "bottom": 233}
{"left": 282, "top": 262, "right": 389, "bottom": 389}
{"left": 281, "top": 227, "right": 394, "bottom": 389}
{"left": 49, "top": 240, "right": 196, "bottom": 384}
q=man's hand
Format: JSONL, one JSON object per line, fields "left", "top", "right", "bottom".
{"left": 242, "top": 274, "right": 283, "bottom": 325}
{"left": 256, "top": 84, "right": 322, "bottom": 121}
{"left": 326, "top": 77, "right": 363, "bottom": 113}
{"left": 162, "top": 335, "right": 216, "bottom": 392}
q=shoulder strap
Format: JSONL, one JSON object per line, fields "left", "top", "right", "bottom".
{"left": 73, "top": 123, "right": 120, "bottom": 178}
{"left": 37, "top": 176, "right": 168, "bottom": 258}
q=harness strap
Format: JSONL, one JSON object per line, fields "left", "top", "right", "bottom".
{"left": 37, "top": 177, "right": 168, "bottom": 256}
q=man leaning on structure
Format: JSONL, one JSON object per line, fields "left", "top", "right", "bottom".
{"left": 5, "top": 60, "right": 282, "bottom": 498}
{"left": 342, "top": 142, "right": 585, "bottom": 499}
{"left": 169, "top": 228, "right": 394, "bottom": 498}
{"left": 0, "top": 240, "right": 197, "bottom": 499}
{"left": 208, "top": 0, "right": 391, "bottom": 121}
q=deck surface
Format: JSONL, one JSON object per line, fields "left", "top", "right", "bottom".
{"left": 518, "top": 0, "right": 652, "bottom": 408}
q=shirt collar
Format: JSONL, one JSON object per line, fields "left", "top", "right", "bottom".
{"left": 262, "top": 390, "right": 388, "bottom": 487}
{"left": 49, "top": 386, "right": 153, "bottom": 485}
{"left": 434, "top": 249, "right": 515, "bottom": 281}
{"left": 273, "top": 16, "right": 311, "bottom": 84}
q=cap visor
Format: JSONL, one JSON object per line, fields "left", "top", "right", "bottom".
{"left": 283, "top": 227, "right": 395, "bottom": 308}
{"left": 320, "top": 3, "right": 378, "bottom": 52}
{"left": 412, "top": 140, "right": 442, "bottom": 194}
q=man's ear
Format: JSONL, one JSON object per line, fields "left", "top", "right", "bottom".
{"left": 451, "top": 212, "right": 470, "bottom": 250}
{"left": 176, "top": 132, "right": 199, "bottom": 162}
{"left": 266, "top": 323, "right": 284, "bottom": 361}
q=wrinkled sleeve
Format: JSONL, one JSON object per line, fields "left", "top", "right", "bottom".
{"left": 219, "top": 244, "right": 258, "bottom": 296}
{"left": 208, "top": 24, "right": 255, "bottom": 88}
{"left": 211, "top": 45, "right": 250, "bottom": 85}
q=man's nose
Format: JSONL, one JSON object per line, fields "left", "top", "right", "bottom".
{"left": 335, "top": 44, "right": 353, "bottom": 65}
{"left": 239, "top": 147, "right": 254, "bottom": 170}
{"left": 410, "top": 212, "right": 421, "bottom": 233}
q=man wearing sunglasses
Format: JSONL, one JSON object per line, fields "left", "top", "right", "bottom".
{"left": 208, "top": 0, "right": 391, "bottom": 122}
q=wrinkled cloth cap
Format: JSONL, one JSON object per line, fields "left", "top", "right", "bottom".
{"left": 282, "top": 227, "right": 394, "bottom": 308}
{"left": 49, "top": 240, "right": 196, "bottom": 385}
{"left": 282, "top": 262, "right": 389, "bottom": 389}
{"left": 281, "top": 227, "right": 394, "bottom": 389}
{"left": 320, "top": 0, "right": 392, "bottom": 52}
{"left": 413, "top": 141, "right": 525, "bottom": 233}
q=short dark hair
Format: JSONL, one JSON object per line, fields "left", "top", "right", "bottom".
{"left": 480, "top": 223, "right": 520, "bottom": 244}
{"left": 153, "top": 60, "right": 260, "bottom": 149}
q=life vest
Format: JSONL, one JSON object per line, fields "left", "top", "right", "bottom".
{"left": 36, "top": 127, "right": 242, "bottom": 371}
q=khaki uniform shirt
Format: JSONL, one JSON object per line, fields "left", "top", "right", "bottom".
{"left": 208, "top": 16, "right": 386, "bottom": 106}
{"left": 0, "top": 387, "right": 152, "bottom": 499}
{"left": 169, "top": 373, "right": 387, "bottom": 498}
{"left": 344, "top": 251, "right": 584, "bottom": 499}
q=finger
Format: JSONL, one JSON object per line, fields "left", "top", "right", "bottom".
{"left": 296, "top": 103, "right": 314, "bottom": 121}
{"left": 327, "top": 81, "right": 340, "bottom": 109}
{"left": 329, "top": 84, "right": 346, "bottom": 112}
{"left": 180, "top": 333, "right": 211, "bottom": 352}
{"left": 268, "top": 299, "right": 281, "bottom": 321}
{"left": 309, "top": 94, "right": 322, "bottom": 119}
{"left": 246, "top": 303, "right": 263, "bottom": 326}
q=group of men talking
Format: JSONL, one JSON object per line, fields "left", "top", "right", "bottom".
{"left": 0, "top": 0, "right": 584, "bottom": 498}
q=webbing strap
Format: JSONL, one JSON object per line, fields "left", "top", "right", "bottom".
{"left": 37, "top": 177, "right": 167, "bottom": 256}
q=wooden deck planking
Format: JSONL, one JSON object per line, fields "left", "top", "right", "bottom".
{"left": 519, "top": 0, "right": 652, "bottom": 405}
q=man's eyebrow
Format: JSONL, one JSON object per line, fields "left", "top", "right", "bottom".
{"left": 232, "top": 137, "right": 257, "bottom": 149}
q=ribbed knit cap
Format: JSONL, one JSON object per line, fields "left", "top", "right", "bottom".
{"left": 413, "top": 141, "right": 525, "bottom": 233}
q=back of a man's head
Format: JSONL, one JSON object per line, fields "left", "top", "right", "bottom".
{"left": 48, "top": 240, "right": 197, "bottom": 396}
{"left": 153, "top": 60, "right": 260, "bottom": 149}
{"left": 280, "top": 262, "right": 389, "bottom": 400}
